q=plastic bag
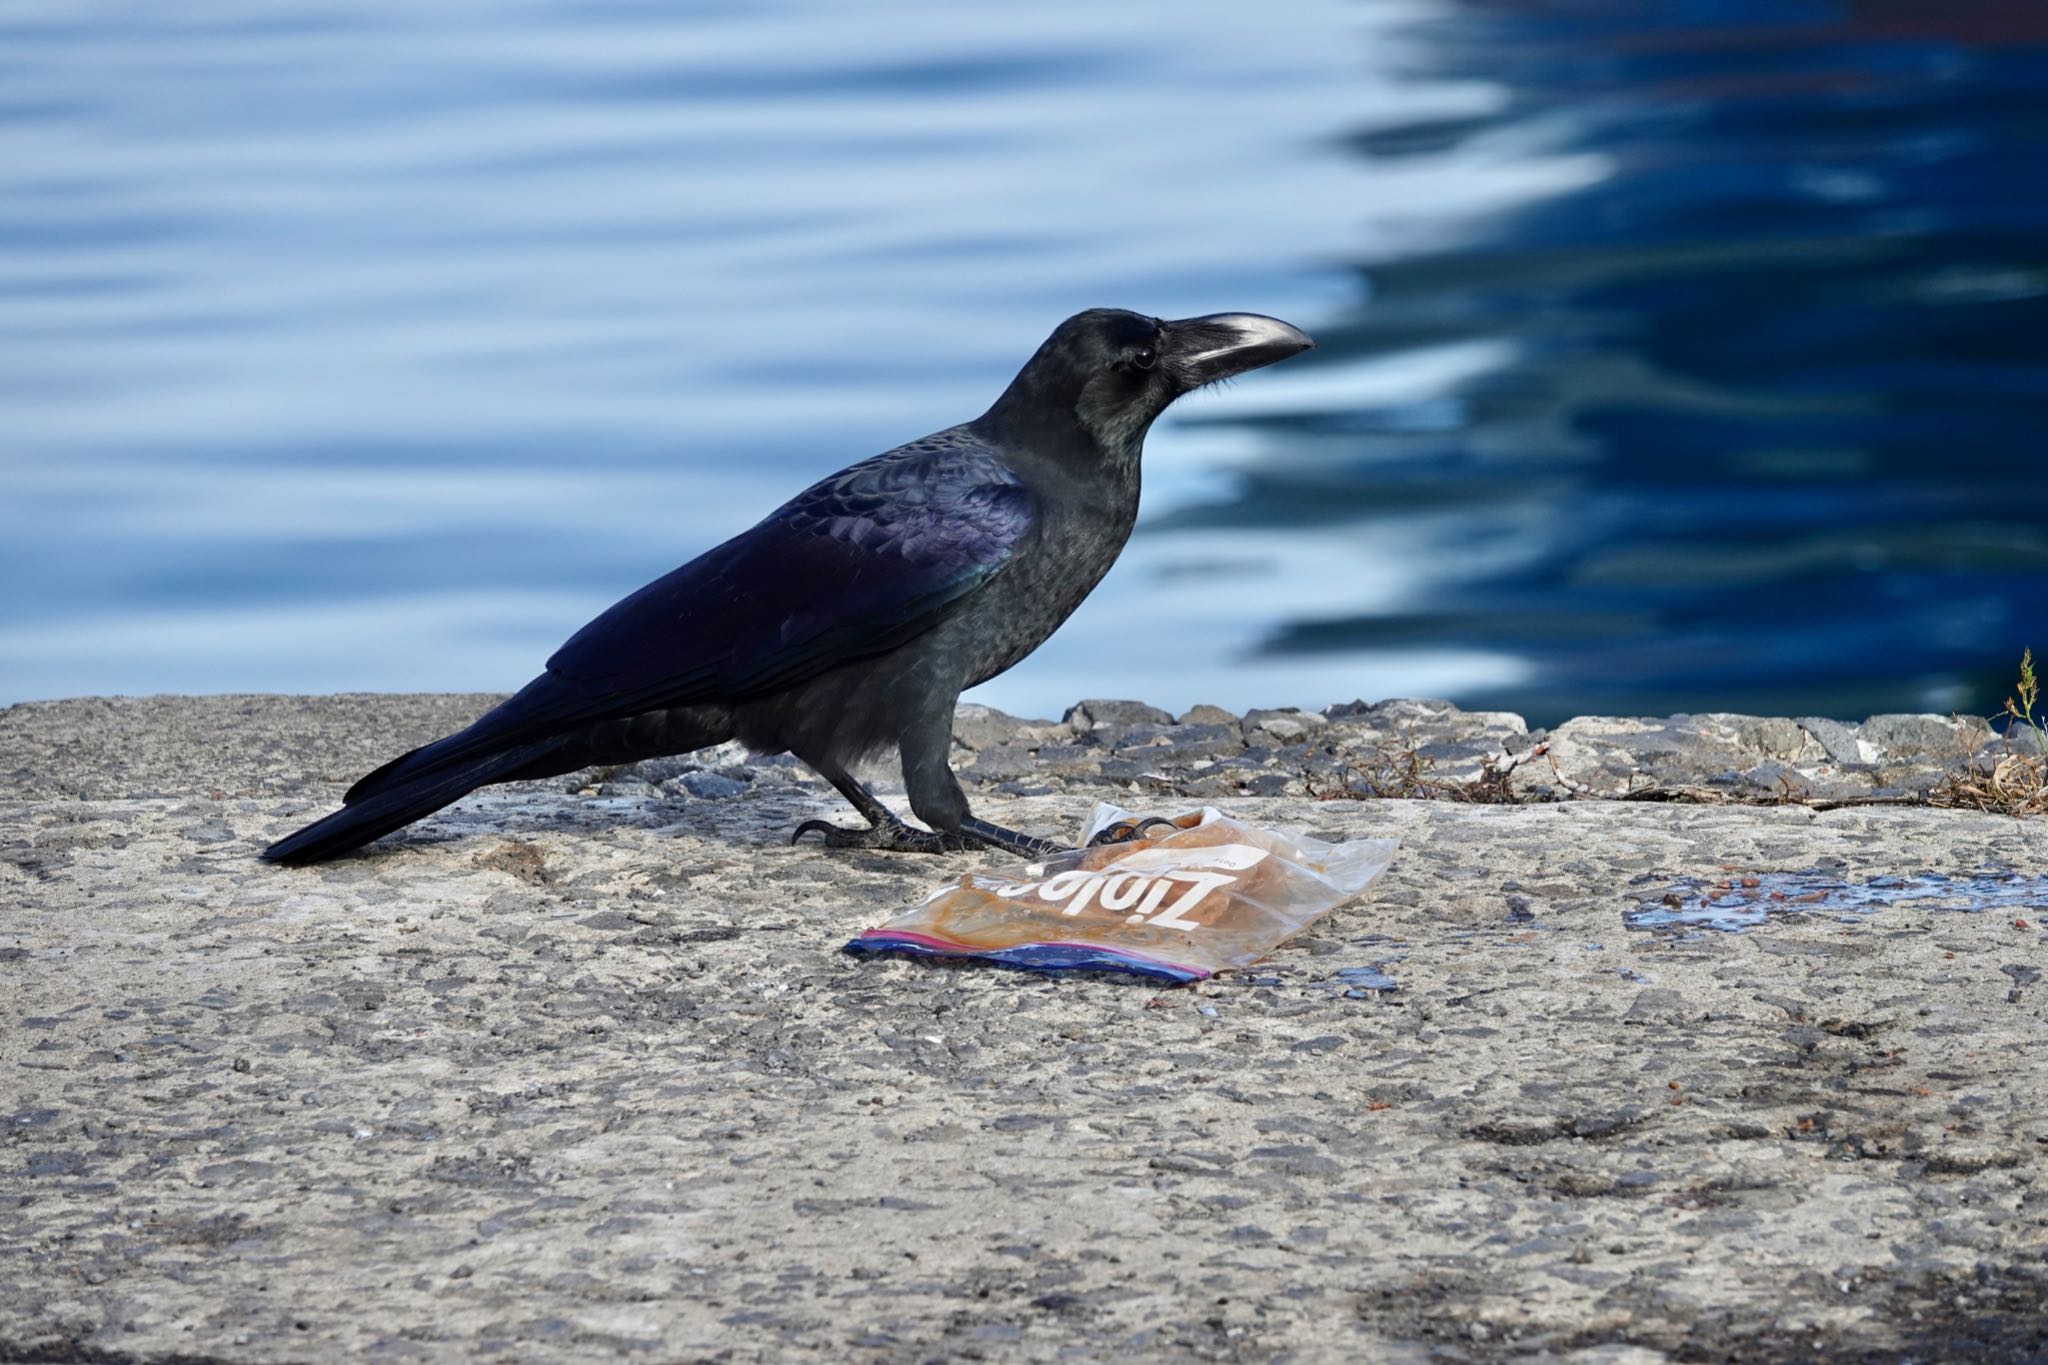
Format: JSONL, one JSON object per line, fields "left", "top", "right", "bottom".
{"left": 844, "top": 803, "right": 1400, "bottom": 982}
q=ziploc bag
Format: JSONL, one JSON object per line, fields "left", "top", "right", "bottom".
{"left": 844, "top": 804, "right": 1400, "bottom": 983}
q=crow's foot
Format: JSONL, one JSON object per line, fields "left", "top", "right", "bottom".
{"left": 790, "top": 817, "right": 973, "bottom": 854}
{"left": 1086, "top": 816, "right": 1183, "bottom": 848}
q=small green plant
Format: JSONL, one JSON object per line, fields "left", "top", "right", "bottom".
{"left": 2005, "top": 647, "right": 2044, "bottom": 750}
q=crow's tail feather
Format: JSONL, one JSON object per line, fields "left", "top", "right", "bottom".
{"left": 262, "top": 738, "right": 567, "bottom": 865}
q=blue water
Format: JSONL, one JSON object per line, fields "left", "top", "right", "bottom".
{"left": 4, "top": 1, "right": 2045, "bottom": 724}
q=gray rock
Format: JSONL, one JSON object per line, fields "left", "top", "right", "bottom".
{"left": 1107, "top": 722, "right": 1179, "bottom": 751}
{"left": 1028, "top": 743, "right": 1103, "bottom": 773}
{"left": 1114, "top": 722, "right": 1245, "bottom": 762}
{"left": 1063, "top": 698, "right": 1174, "bottom": 733}
{"left": 1977, "top": 724, "right": 2043, "bottom": 759}
{"left": 678, "top": 771, "right": 748, "bottom": 800}
{"left": 1797, "top": 716, "right": 1877, "bottom": 767}
{"left": 1722, "top": 715, "right": 1812, "bottom": 759}
{"left": 1243, "top": 708, "right": 1327, "bottom": 743}
{"left": 1177, "top": 703, "right": 1239, "bottom": 727}
{"left": 628, "top": 755, "right": 702, "bottom": 784}
{"left": 1740, "top": 759, "right": 1794, "bottom": 793}
{"left": 962, "top": 742, "right": 1039, "bottom": 783}
{"left": 1859, "top": 714, "right": 1990, "bottom": 758}
{"left": 951, "top": 702, "right": 1050, "bottom": 752}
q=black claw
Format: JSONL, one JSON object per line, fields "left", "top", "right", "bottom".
{"left": 1086, "top": 815, "right": 1182, "bottom": 848}
{"left": 793, "top": 809, "right": 1056, "bottom": 858}
{"left": 790, "top": 816, "right": 970, "bottom": 854}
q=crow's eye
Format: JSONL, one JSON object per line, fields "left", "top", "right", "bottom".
{"left": 1130, "top": 346, "right": 1157, "bottom": 371}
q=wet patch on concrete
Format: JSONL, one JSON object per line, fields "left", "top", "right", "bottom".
{"left": 1629, "top": 867, "right": 2048, "bottom": 933}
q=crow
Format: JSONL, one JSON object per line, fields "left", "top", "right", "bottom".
{"left": 262, "top": 308, "right": 1312, "bottom": 865}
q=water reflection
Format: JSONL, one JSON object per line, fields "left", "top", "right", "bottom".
{"left": 0, "top": 0, "right": 1422, "bottom": 707}
{"left": 1187, "top": 0, "right": 2048, "bottom": 724}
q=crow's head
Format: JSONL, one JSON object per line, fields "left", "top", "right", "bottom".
{"left": 982, "top": 307, "right": 1313, "bottom": 456}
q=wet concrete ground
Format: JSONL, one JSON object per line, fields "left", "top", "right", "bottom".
{"left": 3, "top": 696, "right": 2046, "bottom": 1362}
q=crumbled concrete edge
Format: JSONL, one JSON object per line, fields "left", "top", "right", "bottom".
{"left": 1, "top": 692, "right": 2019, "bottom": 812}
{"left": 951, "top": 698, "right": 2010, "bottom": 807}
{"left": 537, "top": 700, "right": 2015, "bottom": 808}
{"left": 452, "top": 699, "right": 2015, "bottom": 818}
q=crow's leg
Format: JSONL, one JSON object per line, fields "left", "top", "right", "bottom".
{"left": 899, "top": 709, "right": 1062, "bottom": 860}
{"left": 790, "top": 761, "right": 974, "bottom": 853}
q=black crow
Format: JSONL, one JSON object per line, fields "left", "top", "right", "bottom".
{"left": 262, "top": 308, "right": 1312, "bottom": 865}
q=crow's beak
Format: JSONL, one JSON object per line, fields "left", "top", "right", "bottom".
{"left": 1164, "top": 312, "right": 1314, "bottom": 387}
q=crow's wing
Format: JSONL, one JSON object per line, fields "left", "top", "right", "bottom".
{"left": 548, "top": 434, "right": 1034, "bottom": 699}
{"left": 350, "top": 433, "right": 1035, "bottom": 796}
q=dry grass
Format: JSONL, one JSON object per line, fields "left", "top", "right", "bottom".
{"left": 1305, "top": 732, "right": 1535, "bottom": 805}
{"left": 1934, "top": 649, "right": 2048, "bottom": 817}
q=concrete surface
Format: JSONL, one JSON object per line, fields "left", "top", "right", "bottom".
{"left": 3, "top": 695, "right": 2046, "bottom": 1363}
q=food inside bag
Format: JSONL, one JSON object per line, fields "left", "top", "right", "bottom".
{"left": 845, "top": 804, "right": 1400, "bottom": 982}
